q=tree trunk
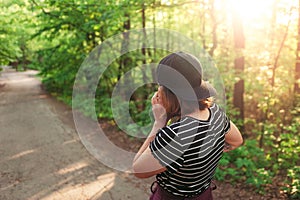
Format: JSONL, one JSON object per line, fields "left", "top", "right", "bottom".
{"left": 208, "top": 0, "right": 217, "bottom": 57}
{"left": 295, "top": 0, "right": 300, "bottom": 95}
{"left": 232, "top": 9, "right": 245, "bottom": 126}
{"left": 118, "top": 12, "right": 131, "bottom": 81}
{"left": 141, "top": 2, "right": 149, "bottom": 110}
{"left": 141, "top": 3, "right": 147, "bottom": 65}
{"left": 271, "top": 14, "right": 291, "bottom": 88}
{"left": 117, "top": 11, "right": 132, "bottom": 100}
{"left": 233, "top": 57, "right": 244, "bottom": 121}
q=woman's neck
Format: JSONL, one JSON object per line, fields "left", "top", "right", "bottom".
{"left": 185, "top": 108, "right": 210, "bottom": 121}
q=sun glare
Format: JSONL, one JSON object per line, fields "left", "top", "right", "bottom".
{"left": 227, "top": 0, "right": 274, "bottom": 22}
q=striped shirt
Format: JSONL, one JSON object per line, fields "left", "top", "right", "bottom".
{"left": 149, "top": 103, "right": 230, "bottom": 197}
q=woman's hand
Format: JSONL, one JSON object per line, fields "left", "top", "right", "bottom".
{"left": 151, "top": 91, "right": 167, "bottom": 127}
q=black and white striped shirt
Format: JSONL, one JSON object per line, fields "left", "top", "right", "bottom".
{"left": 150, "top": 103, "right": 230, "bottom": 197}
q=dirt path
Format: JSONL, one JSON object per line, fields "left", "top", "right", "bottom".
{"left": 0, "top": 69, "right": 151, "bottom": 200}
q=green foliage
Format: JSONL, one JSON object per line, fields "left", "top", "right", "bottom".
{"left": 215, "top": 140, "right": 273, "bottom": 191}
{"left": 0, "top": 1, "right": 34, "bottom": 65}
{"left": 283, "top": 166, "right": 300, "bottom": 199}
{"left": 95, "top": 85, "right": 155, "bottom": 136}
{"left": 73, "top": 93, "right": 98, "bottom": 121}
{"left": 277, "top": 120, "right": 300, "bottom": 198}
{"left": 216, "top": 115, "right": 300, "bottom": 195}
{"left": 96, "top": 96, "right": 113, "bottom": 120}
{"left": 277, "top": 125, "right": 299, "bottom": 169}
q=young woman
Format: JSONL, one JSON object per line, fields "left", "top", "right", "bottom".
{"left": 132, "top": 52, "right": 243, "bottom": 200}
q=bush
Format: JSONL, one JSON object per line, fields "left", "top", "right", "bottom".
{"left": 283, "top": 166, "right": 300, "bottom": 199}
{"left": 215, "top": 140, "right": 273, "bottom": 192}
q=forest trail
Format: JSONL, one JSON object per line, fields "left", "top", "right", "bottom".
{"left": 0, "top": 69, "right": 151, "bottom": 200}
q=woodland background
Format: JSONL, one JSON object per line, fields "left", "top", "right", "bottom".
{"left": 0, "top": 0, "right": 299, "bottom": 198}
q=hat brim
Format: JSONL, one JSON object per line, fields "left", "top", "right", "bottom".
{"left": 162, "top": 80, "right": 217, "bottom": 101}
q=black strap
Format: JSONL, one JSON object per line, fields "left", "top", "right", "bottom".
{"left": 150, "top": 181, "right": 158, "bottom": 193}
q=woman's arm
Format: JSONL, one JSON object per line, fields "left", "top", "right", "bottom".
{"left": 224, "top": 121, "right": 243, "bottom": 152}
{"left": 132, "top": 121, "right": 167, "bottom": 178}
{"left": 132, "top": 91, "right": 167, "bottom": 178}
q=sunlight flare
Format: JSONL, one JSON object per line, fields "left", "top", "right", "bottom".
{"left": 226, "top": 0, "right": 274, "bottom": 21}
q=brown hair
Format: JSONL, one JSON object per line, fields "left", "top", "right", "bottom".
{"left": 160, "top": 86, "right": 213, "bottom": 122}
{"left": 160, "top": 86, "right": 181, "bottom": 122}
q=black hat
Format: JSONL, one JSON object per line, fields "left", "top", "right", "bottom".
{"left": 156, "top": 51, "right": 217, "bottom": 101}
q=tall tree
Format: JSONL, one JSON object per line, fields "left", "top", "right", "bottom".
{"left": 208, "top": 0, "right": 218, "bottom": 57}
{"left": 295, "top": 0, "right": 300, "bottom": 96}
{"left": 232, "top": 9, "right": 245, "bottom": 126}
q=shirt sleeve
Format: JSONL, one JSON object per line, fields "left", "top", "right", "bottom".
{"left": 149, "top": 126, "right": 185, "bottom": 173}
{"left": 224, "top": 115, "right": 231, "bottom": 134}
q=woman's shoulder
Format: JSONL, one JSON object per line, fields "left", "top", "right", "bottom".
{"left": 209, "top": 102, "right": 226, "bottom": 113}
{"left": 168, "top": 116, "right": 191, "bottom": 128}
{"left": 157, "top": 117, "right": 190, "bottom": 137}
